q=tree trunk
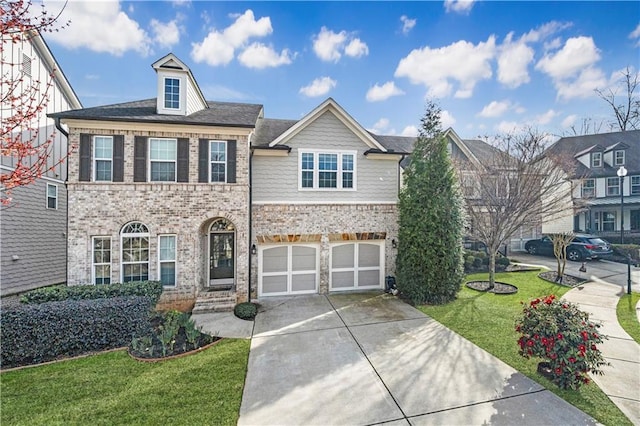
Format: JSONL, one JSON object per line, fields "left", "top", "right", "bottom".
{"left": 488, "top": 251, "right": 496, "bottom": 290}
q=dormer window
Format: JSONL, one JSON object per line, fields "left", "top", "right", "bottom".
{"left": 164, "top": 77, "right": 180, "bottom": 110}
{"left": 591, "top": 152, "right": 602, "bottom": 168}
{"left": 614, "top": 150, "right": 625, "bottom": 166}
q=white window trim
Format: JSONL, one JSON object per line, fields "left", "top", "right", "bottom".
{"left": 209, "top": 140, "right": 227, "bottom": 183}
{"left": 606, "top": 177, "right": 620, "bottom": 196}
{"left": 120, "top": 222, "right": 150, "bottom": 283}
{"left": 591, "top": 152, "right": 602, "bottom": 168}
{"left": 329, "top": 242, "right": 384, "bottom": 291}
{"left": 163, "top": 77, "right": 180, "bottom": 110}
{"left": 93, "top": 135, "right": 113, "bottom": 182}
{"left": 614, "top": 150, "right": 625, "bottom": 166}
{"left": 46, "top": 183, "right": 58, "bottom": 209}
{"left": 581, "top": 178, "right": 596, "bottom": 198}
{"left": 158, "top": 234, "right": 177, "bottom": 287}
{"left": 92, "top": 236, "right": 111, "bottom": 285}
{"left": 298, "top": 149, "right": 357, "bottom": 191}
{"left": 258, "top": 244, "right": 319, "bottom": 297}
{"left": 148, "top": 138, "right": 177, "bottom": 182}
{"left": 631, "top": 176, "right": 640, "bottom": 195}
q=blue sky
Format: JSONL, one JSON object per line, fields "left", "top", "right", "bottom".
{"left": 43, "top": 0, "right": 640, "bottom": 140}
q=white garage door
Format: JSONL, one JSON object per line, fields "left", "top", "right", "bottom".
{"left": 259, "top": 244, "right": 319, "bottom": 296}
{"left": 330, "top": 242, "right": 384, "bottom": 291}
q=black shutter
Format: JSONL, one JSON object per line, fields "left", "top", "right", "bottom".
{"left": 198, "top": 139, "right": 208, "bottom": 183}
{"left": 79, "top": 134, "right": 91, "bottom": 181}
{"left": 227, "top": 140, "right": 236, "bottom": 183}
{"left": 177, "top": 138, "right": 189, "bottom": 182}
{"left": 133, "top": 136, "right": 147, "bottom": 182}
{"left": 113, "top": 135, "right": 124, "bottom": 182}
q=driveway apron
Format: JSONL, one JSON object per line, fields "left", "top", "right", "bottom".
{"left": 239, "top": 292, "right": 597, "bottom": 425}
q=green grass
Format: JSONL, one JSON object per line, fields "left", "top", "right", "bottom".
{"left": 419, "top": 271, "right": 632, "bottom": 426}
{"left": 1, "top": 339, "right": 250, "bottom": 426}
{"left": 617, "top": 292, "right": 640, "bottom": 344}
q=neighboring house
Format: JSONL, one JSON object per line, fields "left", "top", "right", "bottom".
{"left": 543, "top": 130, "right": 640, "bottom": 240}
{"left": 1, "top": 31, "right": 82, "bottom": 296}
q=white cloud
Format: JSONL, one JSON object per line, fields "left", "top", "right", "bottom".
{"left": 299, "top": 77, "right": 337, "bottom": 97}
{"left": 238, "top": 43, "right": 293, "bottom": 69}
{"left": 313, "top": 27, "right": 368, "bottom": 62}
{"left": 366, "top": 82, "right": 405, "bottom": 102}
{"left": 496, "top": 121, "right": 520, "bottom": 134}
{"left": 440, "top": 110, "right": 456, "bottom": 129}
{"left": 150, "top": 19, "right": 181, "bottom": 49}
{"left": 478, "top": 100, "right": 511, "bottom": 118}
{"left": 444, "top": 0, "right": 475, "bottom": 14}
{"left": 401, "top": 126, "right": 419, "bottom": 137}
{"left": 191, "top": 10, "right": 275, "bottom": 67}
{"left": 562, "top": 114, "right": 578, "bottom": 129}
{"left": 535, "top": 109, "right": 558, "bottom": 125}
{"left": 497, "top": 36, "right": 534, "bottom": 88}
{"left": 395, "top": 36, "right": 496, "bottom": 99}
{"left": 44, "top": 0, "right": 151, "bottom": 56}
{"left": 555, "top": 67, "right": 607, "bottom": 100}
{"left": 521, "top": 21, "right": 572, "bottom": 43}
{"left": 400, "top": 15, "right": 416, "bottom": 35}
{"left": 370, "top": 118, "right": 391, "bottom": 134}
{"left": 345, "top": 38, "right": 369, "bottom": 58}
{"left": 629, "top": 23, "right": 640, "bottom": 47}
{"left": 536, "top": 36, "right": 600, "bottom": 80}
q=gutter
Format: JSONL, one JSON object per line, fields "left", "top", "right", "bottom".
{"left": 248, "top": 131, "right": 254, "bottom": 303}
{"left": 53, "top": 117, "right": 70, "bottom": 287}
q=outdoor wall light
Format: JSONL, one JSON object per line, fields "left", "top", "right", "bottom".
{"left": 251, "top": 244, "right": 257, "bottom": 255}
{"left": 392, "top": 239, "right": 398, "bottom": 248}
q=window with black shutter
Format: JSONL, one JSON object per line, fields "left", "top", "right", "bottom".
{"left": 113, "top": 135, "right": 124, "bottom": 182}
{"left": 79, "top": 134, "right": 91, "bottom": 182}
{"left": 177, "top": 138, "right": 189, "bottom": 182}
{"left": 133, "top": 136, "right": 147, "bottom": 182}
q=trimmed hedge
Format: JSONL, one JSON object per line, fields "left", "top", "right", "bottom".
{"left": 1, "top": 296, "right": 154, "bottom": 369}
{"left": 20, "top": 281, "right": 163, "bottom": 305}
{"left": 234, "top": 302, "right": 258, "bottom": 320}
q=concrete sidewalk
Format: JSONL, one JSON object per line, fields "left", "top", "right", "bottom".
{"left": 562, "top": 282, "right": 640, "bottom": 424}
{"left": 235, "top": 292, "right": 598, "bottom": 425}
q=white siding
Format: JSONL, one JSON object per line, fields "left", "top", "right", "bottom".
{"left": 252, "top": 111, "right": 398, "bottom": 203}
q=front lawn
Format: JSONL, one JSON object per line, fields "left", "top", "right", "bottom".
{"left": 1, "top": 339, "right": 250, "bottom": 425}
{"left": 419, "top": 271, "right": 632, "bottom": 426}
{"left": 617, "top": 292, "right": 640, "bottom": 343}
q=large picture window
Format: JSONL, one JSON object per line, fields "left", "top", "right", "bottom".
{"left": 121, "top": 222, "right": 149, "bottom": 282}
{"left": 595, "top": 211, "right": 616, "bottom": 232}
{"left": 299, "top": 150, "right": 356, "bottom": 190}
{"left": 93, "top": 237, "right": 111, "bottom": 285}
{"left": 159, "top": 235, "right": 177, "bottom": 287}
{"left": 149, "top": 138, "right": 177, "bottom": 182}
{"left": 94, "top": 136, "right": 113, "bottom": 181}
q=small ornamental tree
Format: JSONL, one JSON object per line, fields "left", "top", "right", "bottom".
{"left": 550, "top": 232, "right": 574, "bottom": 283}
{"left": 516, "top": 295, "right": 608, "bottom": 390}
{"left": 396, "top": 100, "right": 465, "bottom": 305}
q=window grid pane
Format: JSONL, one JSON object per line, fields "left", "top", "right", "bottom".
{"left": 606, "top": 177, "right": 620, "bottom": 196}
{"left": 93, "top": 237, "right": 111, "bottom": 285}
{"left": 150, "top": 139, "right": 177, "bottom": 160}
{"left": 95, "top": 160, "right": 112, "bottom": 181}
{"left": 631, "top": 176, "right": 640, "bottom": 195}
{"left": 164, "top": 78, "right": 180, "bottom": 109}
{"left": 150, "top": 162, "right": 176, "bottom": 181}
{"left": 46, "top": 184, "right": 57, "bottom": 209}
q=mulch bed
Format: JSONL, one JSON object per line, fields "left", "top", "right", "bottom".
{"left": 538, "top": 271, "right": 588, "bottom": 287}
{"left": 466, "top": 281, "right": 518, "bottom": 294}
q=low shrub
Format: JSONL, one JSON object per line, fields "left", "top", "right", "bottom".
{"left": 496, "top": 256, "right": 510, "bottom": 267}
{"left": 1, "top": 296, "right": 154, "bottom": 369}
{"left": 516, "top": 294, "right": 608, "bottom": 390}
{"left": 130, "top": 310, "right": 216, "bottom": 359}
{"left": 234, "top": 302, "right": 258, "bottom": 320}
{"left": 20, "top": 281, "right": 163, "bottom": 305}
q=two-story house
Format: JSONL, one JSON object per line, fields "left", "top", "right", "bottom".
{"left": 543, "top": 130, "right": 640, "bottom": 240}
{"left": 1, "top": 30, "right": 82, "bottom": 296}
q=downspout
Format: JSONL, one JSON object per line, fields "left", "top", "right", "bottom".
{"left": 54, "top": 117, "right": 70, "bottom": 286}
{"left": 248, "top": 131, "right": 254, "bottom": 303}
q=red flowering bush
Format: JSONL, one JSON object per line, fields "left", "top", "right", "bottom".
{"left": 515, "top": 294, "right": 609, "bottom": 390}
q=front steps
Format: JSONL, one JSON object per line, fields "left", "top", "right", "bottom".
{"left": 192, "top": 289, "right": 237, "bottom": 313}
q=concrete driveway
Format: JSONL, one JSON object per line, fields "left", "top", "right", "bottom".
{"left": 238, "top": 292, "right": 597, "bottom": 425}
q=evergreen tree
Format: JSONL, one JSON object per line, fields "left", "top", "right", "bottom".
{"left": 396, "top": 101, "right": 465, "bottom": 305}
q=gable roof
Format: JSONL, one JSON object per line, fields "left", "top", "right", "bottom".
{"left": 152, "top": 53, "right": 207, "bottom": 111}
{"left": 268, "top": 98, "right": 387, "bottom": 151}
{"left": 50, "top": 98, "right": 263, "bottom": 128}
{"left": 545, "top": 130, "right": 640, "bottom": 178}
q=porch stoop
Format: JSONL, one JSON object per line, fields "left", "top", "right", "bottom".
{"left": 193, "top": 290, "right": 237, "bottom": 313}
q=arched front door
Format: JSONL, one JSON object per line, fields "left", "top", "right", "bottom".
{"left": 209, "top": 218, "right": 235, "bottom": 288}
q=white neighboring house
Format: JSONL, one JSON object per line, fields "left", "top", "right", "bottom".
{"left": 1, "top": 31, "right": 82, "bottom": 296}
{"left": 542, "top": 130, "right": 640, "bottom": 240}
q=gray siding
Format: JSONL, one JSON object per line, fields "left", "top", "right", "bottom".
{"left": 1, "top": 179, "right": 67, "bottom": 295}
{"left": 252, "top": 111, "right": 399, "bottom": 203}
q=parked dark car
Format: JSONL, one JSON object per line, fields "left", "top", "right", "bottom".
{"left": 524, "top": 234, "right": 613, "bottom": 262}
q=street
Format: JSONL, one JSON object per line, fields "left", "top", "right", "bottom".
{"left": 510, "top": 252, "right": 640, "bottom": 294}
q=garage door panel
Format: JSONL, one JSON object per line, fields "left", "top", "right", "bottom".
{"left": 332, "top": 271, "right": 355, "bottom": 288}
{"left": 262, "top": 276, "right": 288, "bottom": 294}
{"left": 263, "top": 247, "right": 288, "bottom": 273}
{"left": 359, "top": 244, "right": 380, "bottom": 267}
{"left": 358, "top": 270, "right": 380, "bottom": 287}
{"left": 292, "top": 246, "right": 316, "bottom": 271}
{"left": 332, "top": 244, "right": 355, "bottom": 268}
{"left": 292, "top": 273, "right": 316, "bottom": 292}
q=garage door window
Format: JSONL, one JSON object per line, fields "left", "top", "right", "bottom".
{"left": 330, "top": 242, "right": 383, "bottom": 291}
{"left": 260, "top": 245, "right": 318, "bottom": 296}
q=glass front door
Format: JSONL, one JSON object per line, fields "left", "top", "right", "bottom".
{"left": 210, "top": 232, "right": 234, "bottom": 286}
